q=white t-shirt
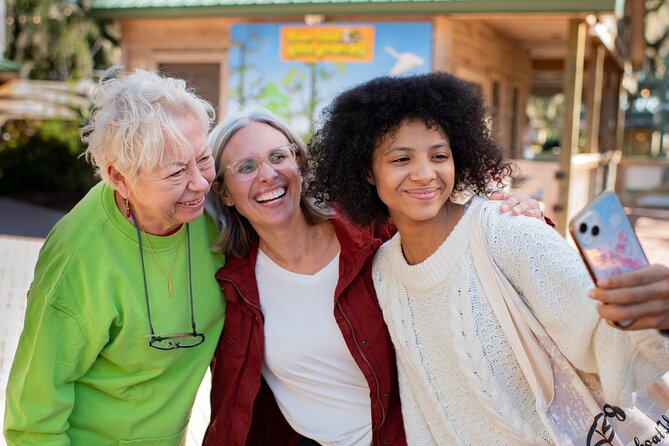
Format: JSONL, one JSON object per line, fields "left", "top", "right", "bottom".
{"left": 257, "top": 249, "right": 372, "bottom": 446}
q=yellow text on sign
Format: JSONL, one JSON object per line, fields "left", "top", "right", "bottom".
{"left": 280, "top": 26, "right": 375, "bottom": 63}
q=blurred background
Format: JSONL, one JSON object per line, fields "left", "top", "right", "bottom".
{"left": 0, "top": 0, "right": 668, "bottom": 444}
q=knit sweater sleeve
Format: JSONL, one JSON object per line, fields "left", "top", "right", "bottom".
{"left": 483, "top": 203, "right": 669, "bottom": 407}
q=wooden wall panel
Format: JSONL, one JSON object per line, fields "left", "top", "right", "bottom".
{"left": 121, "top": 18, "right": 234, "bottom": 51}
{"left": 117, "top": 15, "right": 533, "bottom": 142}
{"left": 432, "top": 17, "right": 532, "bottom": 155}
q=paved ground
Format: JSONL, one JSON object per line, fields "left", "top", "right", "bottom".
{"left": 0, "top": 197, "right": 667, "bottom": 444}
{"left": 0, "top": 197, "right": 66, "bottom": 239}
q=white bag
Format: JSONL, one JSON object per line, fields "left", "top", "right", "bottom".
{"left": 469, "top": 201, "right": 669, "bottom": 446}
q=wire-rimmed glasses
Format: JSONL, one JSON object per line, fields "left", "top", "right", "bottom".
{"left": 147, "top": 331, "right": 205, "bottom": 350}
{"left": 220, "top": 142, "right": 297, "bottom": 182}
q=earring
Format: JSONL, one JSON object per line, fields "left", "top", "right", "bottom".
{"left": 124, "top": 197, "right": 131, "bottom": 218}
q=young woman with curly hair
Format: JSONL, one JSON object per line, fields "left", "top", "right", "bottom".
{"left": 309, "top": 72, "right": 669, "bottom": 445}
{"left": 201, "top": 104, "right": 543, "bottom": 446}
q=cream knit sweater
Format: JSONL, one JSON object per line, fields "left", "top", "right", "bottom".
{"left": 372, "top": 197, "right": 669, "bottom": 445}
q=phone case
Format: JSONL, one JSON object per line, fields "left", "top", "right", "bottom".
{"left": 569, "top": 191, "right": 649, "bottom": 282}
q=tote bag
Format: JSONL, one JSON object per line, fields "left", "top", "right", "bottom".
{"left": 469, "top": 201, "right": 669, "bottom": 446}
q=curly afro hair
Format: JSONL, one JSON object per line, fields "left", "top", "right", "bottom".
{"left": 308, "top": 71, "right": 513, "bottom": 227}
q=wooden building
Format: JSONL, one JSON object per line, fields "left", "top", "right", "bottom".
{"left": 90, "top": 0, "right": 646, "bottom": 233}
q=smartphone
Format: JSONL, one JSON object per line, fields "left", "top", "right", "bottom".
{"left": 568, "top": 191, "right": 649, "bottom": 328}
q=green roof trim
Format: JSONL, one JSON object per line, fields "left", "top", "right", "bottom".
{"left": 614, "top": 0, "right": 625, "bottom": 17}
{"left": 90, "top": 0, "right": 619, "bottom": 19}
{"left": 0, "top": 59, "right": 21, "bottom": 73}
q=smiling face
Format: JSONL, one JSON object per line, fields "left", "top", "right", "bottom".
{"left": 217, "top": 121, "right": 303, "bottom": 232}
{"left": 120, "top": 113, "right": 215, "bottom": 234}
{"left": 369, "top": 119, "right": 455, "bottom": 231}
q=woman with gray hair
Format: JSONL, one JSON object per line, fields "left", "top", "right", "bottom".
{"left": 202, "top": 107, "right": 543, "bottom": 446}
{"left": 4, "top": 68, "right": 226, "bottom": 446}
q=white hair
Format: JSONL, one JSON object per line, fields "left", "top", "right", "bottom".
{"left": 81, "top": 67, "right": 215, "bottom": 185}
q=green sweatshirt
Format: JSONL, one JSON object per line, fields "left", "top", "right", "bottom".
{"left": 4, "top": 182, "right": 226, "bottom": 446}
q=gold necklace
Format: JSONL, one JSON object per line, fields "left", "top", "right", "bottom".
{"left": 140, "top": 225, "right": 186, "bottom": 298}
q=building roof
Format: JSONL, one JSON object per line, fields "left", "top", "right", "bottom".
{"left": 90, "top": 0, "right": 619, "bottom": 19}
{"left": 0, "top": 79, "right": 95, "bottom": 125}
{"left": 0, "top": 59, "right": 21, "bottom": 73}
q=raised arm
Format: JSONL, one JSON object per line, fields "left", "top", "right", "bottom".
{"left": 487, "top": 208, "right": 669, "bottom": 406}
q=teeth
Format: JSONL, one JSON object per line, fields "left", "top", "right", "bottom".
{"left": 180, "top": 196, "right": 203, "bottom": 206}
{"left": 256, "top": 187, "right": 286, "bottom": 203}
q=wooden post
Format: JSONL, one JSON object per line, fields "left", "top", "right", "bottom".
{"left": 433, "top": 17, "right": 455, "bottom": 74}
{"left": 614, "top": 72, "right": 627, "bottom": 155}
{"left": 555, "top": 19, "right": 587, "bottom": 235}
{"left": 585, "top": 43, "right": 606, "bottom": 153}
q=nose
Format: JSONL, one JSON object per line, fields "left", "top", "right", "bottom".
{"left": 189, "top": 167, "right": 211, "bottom": 192}
{"left": 256, "top": 159, "right": 278, "bottom": 182}
{"left": 410, "top": 158, "right": 436, "bottom": 183}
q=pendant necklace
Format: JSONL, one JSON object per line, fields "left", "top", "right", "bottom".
{"left": 139, "top": 222, "right": 185, "bottom": 298}
{"left": 123, "top": 196, "right": 185, "bottom": 298}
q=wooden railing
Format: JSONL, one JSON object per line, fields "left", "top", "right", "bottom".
{"left": 512, "top": 150, "right": 622, "bottom": 235}
{"left": 614, "top": 157, "right": 669, "bottom": 210}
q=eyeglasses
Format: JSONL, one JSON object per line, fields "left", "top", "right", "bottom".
{"left": 146, "top": 330, "right": 205, "bottom": 350}
{"left": 131, "top": 214, "right": 205, "bottom": 351}
{"left": 221, "top": 143, "right": 297, "bottom": 181}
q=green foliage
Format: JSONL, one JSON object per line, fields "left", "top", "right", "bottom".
{"left": 644, "top": 0, "right": 669, "bottom": 78}
{"left": 1, "top": 0, "right": 117, "bottom": 209}
{"left": 0, "top": 119, "right": 97, "bottom": 210}
{"left": 526, "top": 94, "right": 565, "bottom": 151}
{"left": 282, "top": 67, "right": 305, "bottom": 93}
{"left": 230, "top": 33, "right": 263, "bottom": 107}
{"left": 5, "top": 0, "right": 120, "bottom": 80}
{"left": 257, "top": 82, "right": 291, "bottom": 119}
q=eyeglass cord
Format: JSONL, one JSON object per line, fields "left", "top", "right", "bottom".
{"left": 186, "top": 223, "right": 197, "bottom": 334}
{"left": 129, "top": 207, "right": 199, "bottom": 340}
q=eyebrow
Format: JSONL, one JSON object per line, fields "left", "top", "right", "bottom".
{"left": 159, "top": 146, "right": 210, "bottom": 175}
{"left": 175, "top": 146, "right": 211, "bottom": 165}
{"left": 381, "top": 146, "right": 410, "bottom": 157}
{"left": 265, "top": 141, "right": 292, "bottom": 151}
{"left": 238, "top": 142, "right": 292, "bottom": 159}
{"left": 196, "top": 147, "right": 212, "bottom": 158}
{"left": 383, "top": 142, "right": 450, "bottom": 156}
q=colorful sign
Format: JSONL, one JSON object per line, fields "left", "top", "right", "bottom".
{"left": 228, "top": 22, "right": 432, "bottom": 137}
{"left": 280, "top": 26, "right": 375, "bottom": 63}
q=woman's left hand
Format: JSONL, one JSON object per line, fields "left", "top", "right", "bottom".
{"left": 491, "top": 190, "right": 544, "bottom": 220}
{"left": 589, "top": 264, "right": 669, "bottom": 331}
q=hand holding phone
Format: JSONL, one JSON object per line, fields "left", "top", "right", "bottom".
{"left": 569, "top": 191, "right": 649, "bottom": 328}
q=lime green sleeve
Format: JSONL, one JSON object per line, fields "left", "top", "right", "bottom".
{"left": 4, "top": 291, "right": 106, "bottom": 446}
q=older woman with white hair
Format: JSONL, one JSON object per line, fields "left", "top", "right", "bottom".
{"left": 3, "top": 69, "right": 225, "bottom": 446}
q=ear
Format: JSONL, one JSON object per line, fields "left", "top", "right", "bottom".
{"left": 217, "top": 182, "right": 234, "bottom": 207}
{"left": 108, "top": 165, "right": 131, "bottom": 198}
{"left": 366, "top": 170, "right": 376, "bottom": 186}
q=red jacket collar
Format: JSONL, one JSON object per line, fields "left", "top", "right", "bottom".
{"left": 214, "top": 215, "right": 390, "bottom": 307}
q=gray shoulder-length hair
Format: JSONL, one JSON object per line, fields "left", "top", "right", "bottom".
{"left": 81, "top": 67, "right": 215, "bottom": 185}
{"left": 205, "top": 107, "right": 331, "bottom": 257}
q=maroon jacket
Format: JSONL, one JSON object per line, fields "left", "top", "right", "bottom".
{"left": 203, "top": 216, "right": 406, "bottom": 446}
